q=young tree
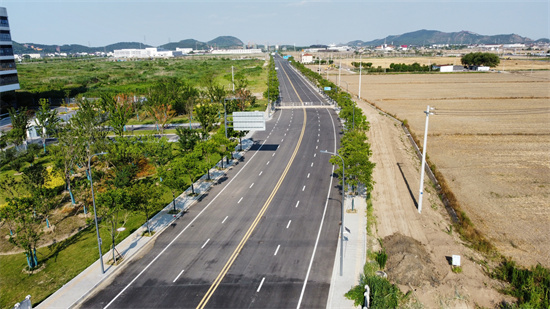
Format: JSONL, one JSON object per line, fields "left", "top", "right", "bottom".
{"left": 180, "top": 149, "right": 203, "bottom": 195}
{"left": 158, "top": 158, "right": 189, "bottom": 213}
{"left": 204, "top": 77, "right": 226, "bottom": 103}
{"left": 0, "top": 197, "right": 43, "bottom": 269}
{"left": 194, "top": 100, "right": 219, "bottom": 133}
{"left": 96, "top": 187, "right": 130, "bottom": 265}
{"left": 331, "top": 130, "right": 376, "bottom": 194}
{"left": 100, "top": 93, "right": 134, "bottom": 137}
{"left": 34, "top": 98, "right": 60, "bottom": 153}
{"left": 145, "top": 83, "right": 176, "bottom": 134}
{"left": 6, "top": 107, "right": 32, "bottom": 148}
{"left": 71, "top": 96, "right": 109, "bottom": 167}
{"left": 175, "top": 127, "right": 201, "bottom": 153}
{"left": 129, "top": 181, "right": 162, "bottom": 236}
{"left": 52, "top": 126, "right": 81, "bottom": 205}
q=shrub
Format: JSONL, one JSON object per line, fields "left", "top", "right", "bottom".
{"left": 375, "top": 250, "right": 388, "bottom": 269}
{"left": 493, "top": 259, "right": 550, "bottom": 308}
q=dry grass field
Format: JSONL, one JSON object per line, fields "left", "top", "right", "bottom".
{"left": 337, "top": 70, "right": 550, "bottom": 268}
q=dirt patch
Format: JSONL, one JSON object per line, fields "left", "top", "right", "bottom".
{"left": 383, "top": 233, "right": 440, "bottom": 288}
{"left": 0, "top": 201, "right": 88, "bottom": 255}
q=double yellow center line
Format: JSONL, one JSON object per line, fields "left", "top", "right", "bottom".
{"left": 197, "top": 58, "right": 307, "bottom": 308}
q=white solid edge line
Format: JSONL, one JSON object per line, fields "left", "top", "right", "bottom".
{"left": 297, "top": 107, "right": 337, "bottom": 309}
{"left": 257, "top": 277, "right": 266, "bottom": 292}
{"left": 103, "top": 113, "right": 278, "bottom": 309}
{"left": 173, "top": 269, "right": 185, "bottom": 283}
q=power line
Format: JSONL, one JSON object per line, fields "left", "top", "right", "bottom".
{"left": 434, "top": 108, "right": 550, "bottom": 116}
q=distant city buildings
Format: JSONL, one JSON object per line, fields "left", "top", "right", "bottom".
{"left": 0, "top": 7, "right": 19, "bottom": 110}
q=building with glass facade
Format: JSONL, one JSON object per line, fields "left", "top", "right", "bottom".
{"left": 0, "top": 7, "right": 19, "bottom": 112}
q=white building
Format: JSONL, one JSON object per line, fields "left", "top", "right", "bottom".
{"left": 210, "top": 49, "right": 262, "bottom": 55}
{"left": 301, "top": 53, "right": 313, "bottom": 64}
{"left": 176, "top": 48, "right": 193, "bottom": 54}
{"left": 113, "top": 47, "right": 183, "bottom": 58}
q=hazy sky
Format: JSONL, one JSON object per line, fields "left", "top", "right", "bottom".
{"left": 0, "top": 0, "right": 548, "bottom": 47}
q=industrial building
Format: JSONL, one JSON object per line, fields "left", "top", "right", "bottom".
{"left": 113, "top": 47, "right": 183, "bottom": 59}
{"left": 0, "top": 7, "right": 20, "bottom": 111}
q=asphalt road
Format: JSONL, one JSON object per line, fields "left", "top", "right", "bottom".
{"left": 80, "top": 55, "right": 343, "bottom": 309}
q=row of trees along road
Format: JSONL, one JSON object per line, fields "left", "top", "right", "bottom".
{"left": 0, "top": 67, "right": 270, "bottom": 269}
{"left": 288, "top": 56, "right": 375, "bottom": 193}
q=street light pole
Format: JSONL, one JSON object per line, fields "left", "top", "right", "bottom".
{"left": 418, "top": 105, "right": 434, "bottom": 214}
{"left": 89, "top": 151, "right": 107, "bottom": 274}
{"left": 321, "top": 150, "right": 345, "bottom": 276}
{"left": 358, "top": 53, "right": 362, "bottom": 100}
{"left": 338, "top": 58, "right": 342, "bottom": 87}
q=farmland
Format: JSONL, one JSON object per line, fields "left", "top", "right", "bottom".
{"left": 337, "top": 70, "right": 550, "bottom": 268}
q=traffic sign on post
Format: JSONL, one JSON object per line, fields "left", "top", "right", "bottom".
{"left": 232, "top": 111, "right": 266, "bottom": 131}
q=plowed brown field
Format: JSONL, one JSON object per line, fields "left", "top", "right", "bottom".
{"left": 340, "top": 70, "right": 550, "bottom": 268}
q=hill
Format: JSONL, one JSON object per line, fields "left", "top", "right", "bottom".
{"left": 159, "top": 39, "right": 208, "bottom": 50}
{"left": 348, "top": 29, "right": 546, "bottom": 46}
{"left": 207, "top": 36, "right": 243, "bottom": 48}
{"left": 12, "top": 36, "right": 244, "bottom": 54}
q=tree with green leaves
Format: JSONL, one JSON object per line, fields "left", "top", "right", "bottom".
{"left": 71, "top": 96, "right": 109, "bottom": 167}
{"left": 6, "top": 107, "right": 31, "bottom": 148}
{"left": 195, "top": 138, "right": 219, "bottom": 180}
{"left": 52, "top": 125, "right": 81, "bottom": 205}
{"left": 263, "top": 55, "right": 280, "bottom": 103}
{"left": 0, "top": 197, "right": 43, "bottom": 269}
{"left": 331, "top": 130, "right": 376, "bottom": 194}
{"left": 145, "top": 83, "right": 176, "bottom": 134}
{"left": 204, "top": 77, "right": 226, "bottom": 103}
{"left": 179, "top": 149, "right": 203, "bottom": 195}
{"left": 129, "top": 181, "right": 162, "bottom": 236}
{"left": 34, "top": 98, "right": 60, "bottom": 153}
{"left": 195, "top": 100, "right": 220, "bottom": 133}
{"left": 21, "top": 164, "right": 60, "bottom": 229}
{"left": 100, "top": 93, "right": 134, "bottom": 137}
{"left": 175, "top": 127, "right": 202, "bottom": 153}
{"left": 158, "top": 158, "right": 189, "bottom": 213}
{"left": 104, "top": 136, "right": 144, "bottom": 188}
{"left": 96, "top": 187, "right": 130, "bottom": 265}
{"left": 461, "top": 52, "right": 500, "bottom": 67}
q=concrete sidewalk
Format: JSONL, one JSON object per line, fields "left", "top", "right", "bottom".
{"left": 326, "top": 193, "right": 368, "bottom": 309}
{"left": 36, "top": 138, "right": 256, "bottom": 309}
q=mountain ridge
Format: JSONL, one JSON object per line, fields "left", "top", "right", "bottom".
{"left": 12, "top": 35, "right": 244, "bottom": 54}
{"left": 348, "top": 29, "right": 549, "bottom": 46}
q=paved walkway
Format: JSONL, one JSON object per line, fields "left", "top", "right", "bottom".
{"left": 326, "top": 193, "right": 368, "bottom": 309}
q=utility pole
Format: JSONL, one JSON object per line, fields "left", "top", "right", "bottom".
{"left": 338, "top": 57, "right": 342, "bottom": 87}
{"left": 418, "top": 105, "right": 434, "bottom": 214}
{"left": 358, "top": 53, "right": 362, "bottom": 100}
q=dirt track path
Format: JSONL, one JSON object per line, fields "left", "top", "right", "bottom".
{"left": 356, "top": 99, "right": 510, "bottom": 308}
{"left": 361, "top": 102, "right": 427, "bottom": 243}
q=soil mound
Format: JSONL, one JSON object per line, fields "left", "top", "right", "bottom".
{"left": 383, "top": 233, "right": 440, "bottom": 288}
